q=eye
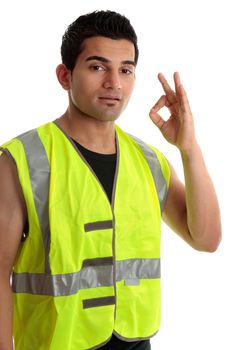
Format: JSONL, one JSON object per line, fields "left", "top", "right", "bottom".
{"left": 90, "top": 65, "right": 105, "bottom": 72}
{"left": 121, "top": 67, "right": 134, "bottom": 75}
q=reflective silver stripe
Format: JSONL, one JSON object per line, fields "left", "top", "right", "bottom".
{"left": 17, "top": 129, "right": 51, "bottom": 273}
{"left": 12, "top": 264, "right": 114, "bottom": 296}
{"left": 129, "top": 134, "right": 168, "bottom": 212}
{"left": 12, "top": 258, "right": 160, "bottom": 296}
{"left": 84, "top": 220, "right": 113, "bottom": 232}
{"left": 83, "top": 296, "right": 115, "bottom": 309}
{"left": 116, "top": 258, "right": 160, "bottom": 281}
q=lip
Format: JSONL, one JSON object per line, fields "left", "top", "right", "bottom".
{"left": 99, "top": 96, "right": 121, "bottom": 101}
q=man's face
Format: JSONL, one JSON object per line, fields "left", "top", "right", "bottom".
{"left": 68, "top": 36, "right": 136, "bottom": 122}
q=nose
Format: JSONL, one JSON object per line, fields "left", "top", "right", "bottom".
{"left": 103, "top": 71, "right": 122, "bottom": 90}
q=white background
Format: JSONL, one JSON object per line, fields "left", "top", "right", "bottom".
{"left": 0, "top": 0, "right": 232, "bottom": 349}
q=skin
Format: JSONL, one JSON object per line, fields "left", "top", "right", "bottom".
{"left": 0, "top": 36, "right": 221, "bottom": 349}
{"left": 56, "top": 36, "right": 136, "bottom": 154}
{"left": 149, "top": 73, "right": 221, "bottom": 250}
{"left": 0, "top": 153, "right": 27, "bottom": 350}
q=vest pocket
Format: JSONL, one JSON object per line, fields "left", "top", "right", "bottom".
{"left": 83, "top": 295, "right": 116, "bottom": 309}
{"left": 84, "top": 220, "right": 113, "bottom": 232}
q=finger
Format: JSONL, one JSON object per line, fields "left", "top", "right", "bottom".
{"left": 158, "top": 73, "right": 176, "bottom": 103}
{"left": 173, "top": 71, "right": 183, "bottom": 101}
{"left": 174, "top": 73, "right": 191, "bottom": 114}
{"left": 172, "top": 72, "right": 182, "bottom": 106}
{"left": 179, "top": 84, "right": 192, "bottom": 113}
{"left": 174, "top": 71, "right": 181, "bottom": 90}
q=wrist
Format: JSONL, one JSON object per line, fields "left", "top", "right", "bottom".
{"left": 179, "top": 141, "right": 201, "bottom": 162}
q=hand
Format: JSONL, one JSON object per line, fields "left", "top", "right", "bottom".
{"left": 149, "top": 72, "right": 196, "bottom": 152}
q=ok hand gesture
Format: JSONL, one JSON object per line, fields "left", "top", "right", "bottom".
{"left": 149, "top": 72, "right": 196, "bottom": 153}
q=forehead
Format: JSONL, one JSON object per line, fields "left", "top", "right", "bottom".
{"left": 78, "top": 36, "right": 135, "bottom": 63}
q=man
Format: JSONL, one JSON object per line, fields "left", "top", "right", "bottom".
{"left": 0, "top": 10, "right": 221, "bottom": 350}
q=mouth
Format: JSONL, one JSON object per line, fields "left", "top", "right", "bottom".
{"left": 99, "top": 96, "right": 121, "bottom": 102}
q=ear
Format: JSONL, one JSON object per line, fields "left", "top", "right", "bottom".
{"left": 56, "top": 64, "right": 71, "bottom": 90}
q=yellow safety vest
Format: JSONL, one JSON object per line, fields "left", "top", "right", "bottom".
{"left": 1, "top": 121, "right": 170, "bottom": 350}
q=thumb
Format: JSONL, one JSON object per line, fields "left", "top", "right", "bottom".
{"left": 149, "top": 110, "right": 165, "bottom": 131}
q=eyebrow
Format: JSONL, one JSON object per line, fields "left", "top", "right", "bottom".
{"left": 85, "top": 55, "right": 136, "bottom": 66}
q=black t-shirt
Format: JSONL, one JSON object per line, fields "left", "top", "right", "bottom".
{"left": 74, "top": 140, "right": 116, "bottom": 203}
{"left": 74, "top": 140, "right": 151, "bottom": 350}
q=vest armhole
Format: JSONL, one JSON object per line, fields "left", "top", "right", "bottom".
{"left": 0, "top": 147, "right": 16, "bottom": 165}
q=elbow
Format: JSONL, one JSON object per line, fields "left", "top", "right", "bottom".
{"left": 195, "top": 226, "right": 222, "bottom": 253}
{"left": 203, "top": 240, "right": 221, "bottom": 253}
{"left": 208, "top": 234, "right": 222, "bottom": 252}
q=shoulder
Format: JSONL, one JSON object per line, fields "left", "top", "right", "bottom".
{"left": 0, "top": 151, "right": 26, "bottom": 214}
{"left": 0, "top": 121, "right": 54, "bottom": 152}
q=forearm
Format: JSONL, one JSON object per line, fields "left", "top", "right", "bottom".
{"left": 0, "top": 277, "right": 14, "bottom": 350}
{"left": 180, "top": 142, "right": 221, "bottom": 251}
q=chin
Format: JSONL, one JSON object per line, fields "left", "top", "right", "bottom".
{"left": 92, "top": 113, "right": 120, "bottom": 123}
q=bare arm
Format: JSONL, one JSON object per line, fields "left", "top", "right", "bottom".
{"left": 150, "top": 72, "right": 221, "bottom": 251}
{"left": 163, "top": 152, "right": 221, "bottom": 251}
{"left": 0, "top": 152, "right": 27, "bottom": 350}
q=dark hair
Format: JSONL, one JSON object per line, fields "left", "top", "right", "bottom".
{"left": 61, "top": 10, "right": 139, "bottom": 71}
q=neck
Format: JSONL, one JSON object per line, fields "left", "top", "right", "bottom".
{"left": 56, "top": 108, "right": 116, "bottom": 154}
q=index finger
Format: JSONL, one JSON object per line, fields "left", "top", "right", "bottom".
{"left": 158, "top": 73, "right": 176, "bottom": 103}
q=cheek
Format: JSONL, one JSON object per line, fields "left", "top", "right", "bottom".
{"left": 125, "top": 82, "right": 135, "bottom": 98}
{"left": 76, "top": 79, "right": 100, "bottom": 98}
{"left": 71, "top": 84, "right": 89, "bottom": 101}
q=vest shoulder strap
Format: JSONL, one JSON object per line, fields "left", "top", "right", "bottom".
{"left": 127, "top": 133, "right": 170, "bottom": 212}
